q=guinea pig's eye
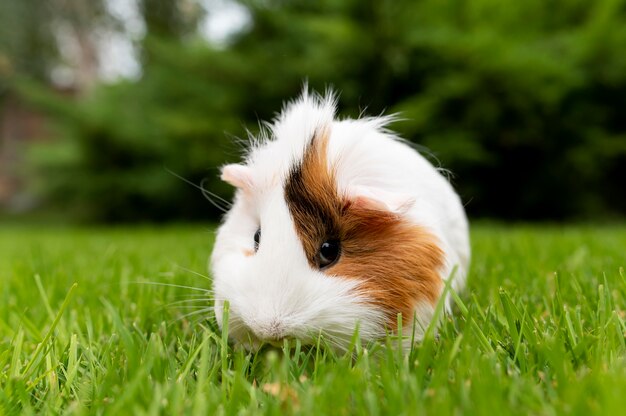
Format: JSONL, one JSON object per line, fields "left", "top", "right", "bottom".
{"left": 318, "top": 240, "right": 340, "bottom": 269}
{"left": 253, "top": 228, "right": 261, "bottom": 252}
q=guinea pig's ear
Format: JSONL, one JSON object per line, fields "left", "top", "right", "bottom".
{"left": 221, "top": 164, "right": 254, "bottom": 190}
{"left": 349, "top": 185, "right": 414, "bottom": 214}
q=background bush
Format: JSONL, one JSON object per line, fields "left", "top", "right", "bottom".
{"left": 12, "top": 0, "right": 626, "bottom": 221}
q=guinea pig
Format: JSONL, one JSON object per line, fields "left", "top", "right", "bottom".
{"left": 210, "top": 89, "right": 470, "bottom": 350}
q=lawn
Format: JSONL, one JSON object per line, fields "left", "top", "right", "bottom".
{"left": 1, "top": 223, "right": 625, "bottom": 415}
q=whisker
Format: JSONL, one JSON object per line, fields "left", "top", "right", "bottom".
{"left": 169, "top": 293, "right": 216, "bottom": 300}
{"left": 200, "top": 178, "right": 233, "bottom": 207}
{"left": 166, "top": 298, "right": 213, "bottom": 306}
{"left": 173, "top": 308, "right": 215, "bottom": 322}
{"left": 165, "top": 167, "right": 231, "bottom": 213}
{"left": 131, "top": 281, "right": 211, "bottom": 293}
{"left": 168, "top": 305, "right": 214, "bottom": 311}
{"left": 173, "top": 264, "right": 213, "bottom": 282}
{"left": 164, "top": 298, "right": 214, "bottom": 306}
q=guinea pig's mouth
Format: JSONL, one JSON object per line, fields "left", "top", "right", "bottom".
{"left": 233, "top": 331, "right": 295, "bottom": 351}
{"left": 228, "top": 317, "right": 313, "bottom": 350}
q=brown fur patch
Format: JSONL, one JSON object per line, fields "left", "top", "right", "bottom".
{"left": 284, "top": 127, "right": 342, "bottom": 265}
{"left": 284, "top": 128, "right": 444, "bottom": 328}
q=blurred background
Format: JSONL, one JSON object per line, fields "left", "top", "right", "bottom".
{"left": 0, "top": 0, "right": 624, "bottom": 223}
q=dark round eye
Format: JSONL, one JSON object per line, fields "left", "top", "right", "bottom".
{"left": 318, "top": 240, "right": 340, "bottom": 269}
{"left": 254, "top": 228, "right": 261, "bottom": 251}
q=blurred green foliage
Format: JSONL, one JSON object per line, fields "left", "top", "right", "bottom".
{"left": 15, "top": 0, "right": 626, "bottom": 221}
{"left": 0, "top": 0, "right": 59, "bottom": 83}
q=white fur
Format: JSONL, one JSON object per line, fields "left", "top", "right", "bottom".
{"left": 211, "top": 89, "right": 470, "bottom": 350}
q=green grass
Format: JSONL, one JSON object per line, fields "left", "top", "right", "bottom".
{"left": 1, "top": 223, "right": 625, "bottom": 415}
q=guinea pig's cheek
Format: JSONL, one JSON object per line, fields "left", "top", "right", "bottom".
{"left": 214, "top": 297, "right": 259, "bottom": 348}
{"left": 325, "top": 216, "right": 445, "bottom": 330}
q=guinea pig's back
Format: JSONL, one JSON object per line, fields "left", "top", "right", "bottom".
{"left": 329, "top": 119, "right": 470, "bottom": 294}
